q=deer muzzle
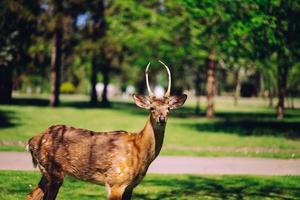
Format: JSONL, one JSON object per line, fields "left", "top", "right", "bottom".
{"left": 158, "top": 116, "right": 166, "bottom": 124}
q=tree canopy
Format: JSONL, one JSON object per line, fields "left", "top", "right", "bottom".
{"left": 0, "top": 0, "right": 299, "bottom": 118}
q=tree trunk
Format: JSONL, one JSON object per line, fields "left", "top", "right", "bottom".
{"left": 89, "top": 0, "right": 106, "bottom": 105}
{"left": 268, "top": 90, "right": 273, "bottom": 107}
{"left": 287, "top": 91, "right": 295, "bottom": 109}
{"left": 206, "top": 53, "right": 217, "bottom": 118}
{"left": 50, "top": 1, "right": 63, "bottom": 107}
{"left": 195, "top": 72, "right": 202, "bottom": 114}
{"left": 291, "top": 92, "right": 295, "bottom": 109}
{"left": 287, "top": 91, "right": 291, "bottom": 109}
{"left": 234, "top": 67, "right": 242, "bottom": 106}
{"left": 259, "top": 73, "right": 265, "bottom": 97}
{"left": 101, "top": 62, "right": 110, "bottom": 107}
{"left": 276, "top": 65, "right": 288, "bottom": 119}
{"left": 0, "top": 66, "right": 13, "bottom": 104}
{"left": 90, "top": 58, "right": 98, "bottom": 105}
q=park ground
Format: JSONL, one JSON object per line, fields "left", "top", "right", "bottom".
{"left": 0, "top": 94, "right": 299, "bottom": 158}
{"left": 0, "top": 95, "right": 300, "bottom": 199}
{"left": 0, "top": 171, "right": 300, "bottom": 199}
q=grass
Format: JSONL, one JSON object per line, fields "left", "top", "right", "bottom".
{"left": 0, "top": 94, "right": 300, "bottom": 158}
{"left": 0, "top": 170, "right": 299, "bottom": 199}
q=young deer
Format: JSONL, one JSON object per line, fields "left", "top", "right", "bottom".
{"left": 27, "top": 61, "right": 187, "bottom": 200}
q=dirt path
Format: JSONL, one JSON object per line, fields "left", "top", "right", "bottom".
{"left": 0, "top": 152, "right": 300, "bottom": 175}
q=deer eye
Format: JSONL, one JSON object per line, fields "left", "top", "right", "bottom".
{"left": 150, "top": 107, "right": 154, "bottom": 111}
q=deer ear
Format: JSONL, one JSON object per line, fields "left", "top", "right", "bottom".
{"left": 169, "top": 94, "right": 187, "bottom": 109}
{"left": 133, "top": 94, "right": 151, "bottom": 109}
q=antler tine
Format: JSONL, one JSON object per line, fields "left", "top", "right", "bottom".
{"left": 145, "top": 62, "right": 154, "bottom": 96}
{"left": 158, "top": 60, "right": 171, "bottom": 97}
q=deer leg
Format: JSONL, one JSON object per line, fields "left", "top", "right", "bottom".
{"left": 107, "top": 185, "right": 126, "bottom": 200}
{"left": 27, "top": 175, "right": 49, "bottom": 200}
{"left": 43, "top": 175, "right": 63, "bottom": 200}
{"left": 122, "top": 186, "right": 133, "bottom": 200}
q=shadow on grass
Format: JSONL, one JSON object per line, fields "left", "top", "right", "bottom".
{"left": 9, "top": 97, "right": 198, "bottom": 117}
{"left": 0, "top": 110, "right": 19, "bottom": 128}
{"left": 180, "top": 109, "right": 300, "bottom": 139}
{"left": 216, "top": 110, "right": 300, "bottom": 120}
{"left": 183, "top": 120, "right": 300, "bottom": 138}
{"left": 10, "top": 97, "right": 115, "bottom": 109}
{"left": 134, "top": 175, "right": 300, "bottom": 200}
{"left": 11, "top": 98, "right": 50, "bottom": 107}
{"left": 8, "top": 97, "right": 300, "bottom": 118}
{"left": 1, "top": 171, "right": 299, "bottom": 199}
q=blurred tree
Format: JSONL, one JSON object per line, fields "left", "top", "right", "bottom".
{"left": 287, "top": 63, "right": 300, "bottom": 109}
{"left": 248, "top": 0, "right": 300, "bottom": 119}
{"left": 31, "top": 0, "right": 90, "bottom": 105}
{"left": 74, "top": 0, "right": 107, "bottom": 106}
{"left": 88, "top": 0, "right": 106, "bottom": 106}
{"left": 0, "top": 0, "right": 39, "bottom": 103}
{"left": 218, "top": 1, "right": 256, "bottom": 106}
{"left": 273, "top": 1, "right": 300, "bottom": 119}
{"left": 184, "top": 0, "right": 233, "bottom": 118}
{"left": 49, "top": 0, "right": 64, "bottom": 107}
{"left": 256, "top": 59, "right": 277, "bottom": 107}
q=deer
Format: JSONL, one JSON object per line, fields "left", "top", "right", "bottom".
{"left": 27, "top": 60, "right": 187, "bottom": 200}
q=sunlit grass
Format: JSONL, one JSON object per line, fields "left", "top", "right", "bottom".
{"left": 0, "top": 95, "right": 299, "bottom": 158}
{"left": 0, "top": 170, "right": 299, "bottom": 200}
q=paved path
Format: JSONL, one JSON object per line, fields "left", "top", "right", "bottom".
{"left": 0, "top": 152, "right": 300, "bottom": 175}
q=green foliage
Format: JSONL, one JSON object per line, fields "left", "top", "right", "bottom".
{"left": 0, "top": 0, "right": 299, "bottom": 117}
{"left": 0, "top": 0, "right": 38, "bottom": 66}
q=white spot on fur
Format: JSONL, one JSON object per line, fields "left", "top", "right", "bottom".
{"left": 116, "top": 167, "right": 121, "bottom": 174}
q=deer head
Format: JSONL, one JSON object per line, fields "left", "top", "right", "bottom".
{"left": 133, "top": 61, "right": 187, "bottom": 125}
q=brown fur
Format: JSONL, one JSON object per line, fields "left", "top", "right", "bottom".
{"left": 27, "top": 94, "right": 187, "bottom": 200}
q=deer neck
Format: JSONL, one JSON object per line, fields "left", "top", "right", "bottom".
{"left": 139, "top": 116, "right": 166, "bottom": 160}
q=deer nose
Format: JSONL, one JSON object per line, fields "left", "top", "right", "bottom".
{"left": 159, "top": 116, "right": 165, "bottom": 123}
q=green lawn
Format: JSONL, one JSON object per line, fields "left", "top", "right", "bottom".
{"left": 0, "top": 95, "right": 300, "bottom": 158}
{"left": 0, "top": 170, "right": 299, "bottom": 199}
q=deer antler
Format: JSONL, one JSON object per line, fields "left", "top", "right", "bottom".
{"left": 158, "top": 60, "right": 171, "bottom": 97}
{"left": 145, "top": 62, "right": 154, "bottom": 96}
